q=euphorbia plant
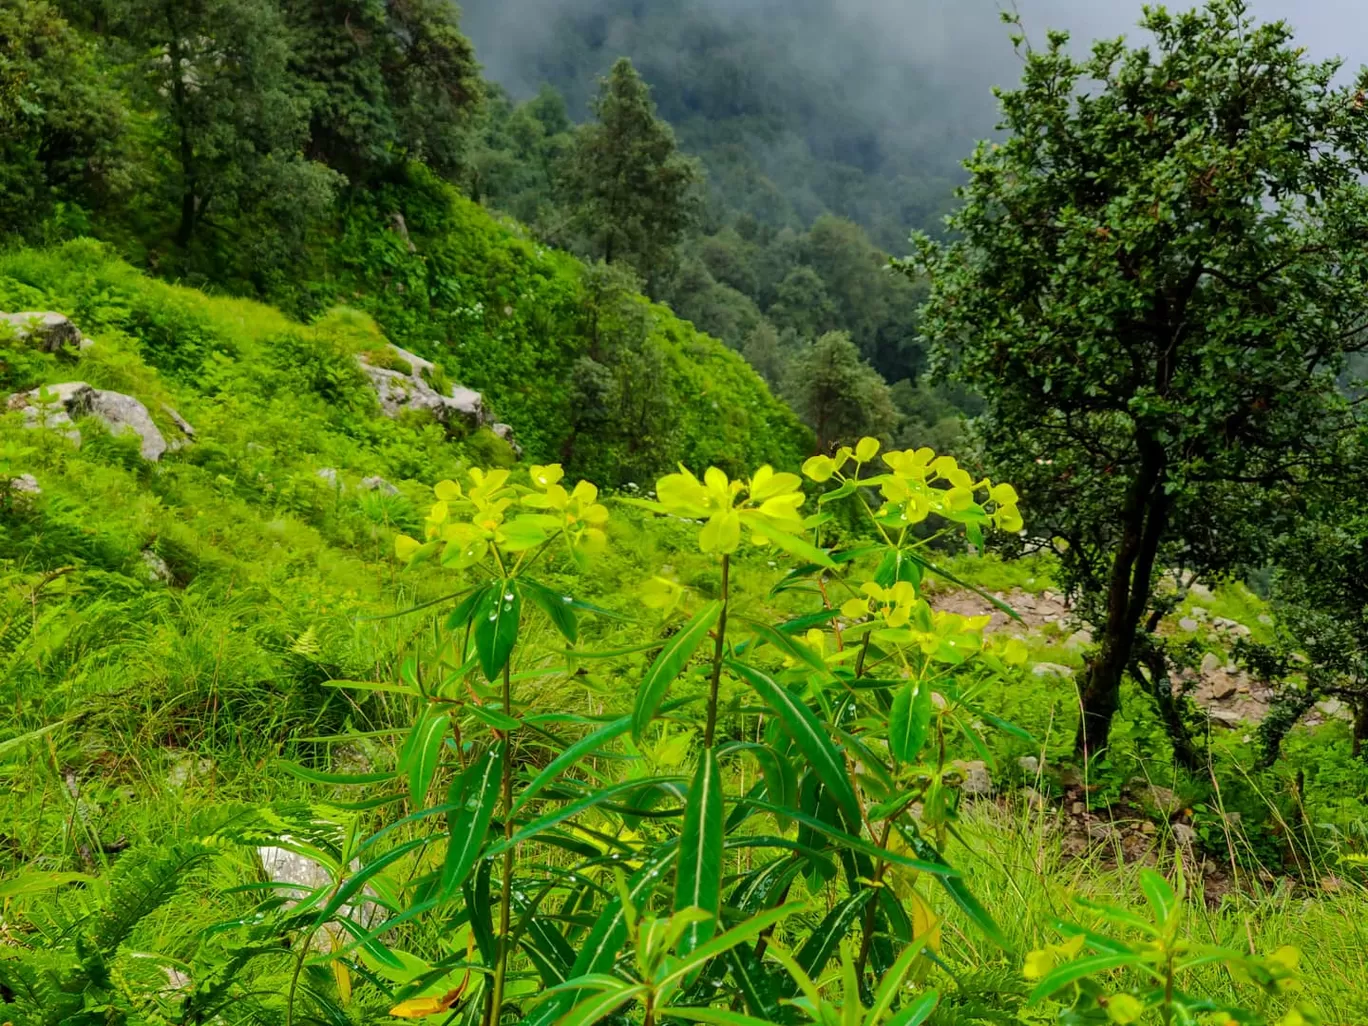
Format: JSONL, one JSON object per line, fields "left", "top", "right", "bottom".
{"left": 266, "top": 445, "right": 1031, "bottom": 1026}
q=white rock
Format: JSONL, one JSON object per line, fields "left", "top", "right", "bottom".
{"left": 953, "top": 760, "right": 993, "bottom": 796}
{"left": 142, "top": 549, "right": 173, "bottom": 583}
{"left": 1064, "top": 629, "right": 1093, "bottom": 649}
{"left": 316, "top": 467, "right": 339, "bottom": 485}
{"left": 1, "top": 311, "right": 88, "bottom": 353}
{"left": 1179, "top": 617, "right": 1200, "bottom": 633}
{"left": 1200, "top": 652, "right": 1223, "bottom": 676}
{"left": 87, "top": 390, "right": 167, "bottom": 460}
{"left": 357, "top": 344, "right": 494, "bottom": 432}
{"left": 258, "top": 846, "right": 385, "bottom": 944}
{"left": 1032, "top": 662, "right": 1075, "bottom": 678}
{"left": 1188, "top": 582, "right": 1214, "bottom": 602}
{"left": 9, "top": 473, "right": 39, "bottom": 494}
{"left": 1172, "top": 822, "right": 1197, "bottom": 847}
{"left": 9, "top": 382, "right": 168, "bottom": 459}
{"left": 1315, "top": 698, "right": 1353, "bottom": 722}
{"left": 1017, "top": 755, "right": 1041, "bottom": 776}
{"left": 360, "top": 475, "right": 399, "bottom": 495}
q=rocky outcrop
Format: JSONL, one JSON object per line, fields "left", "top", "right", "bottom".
{"left": 8, "top": 473, "right": 40, "bottom": 495}
{"left": 360, "top": 475, "right": 399, "bottom": 495}
{"left": 357, "top": 345, "right": 515, "bottom": 448}
{"left": 8, "top": 382, "right": 169, "bottom": 460}
{"left": 1, "top": 312, "right": 90, "bottom": 354}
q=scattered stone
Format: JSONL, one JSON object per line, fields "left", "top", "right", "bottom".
{"left": 9, "top": 473, "right": 39, "bottom": 494}
{"left": 1021, "top": 787, "right": 1047, "bottom": 810}
{"left": 1171, "top": 823, "right": 1197, "bottom": 847}
{"left": 316, "top": 467, "right": 339, "bottom": 485}
{"left": 9, "top": 382, "right": 168, "bottom": 459}
{"left": 1179, "top": 617, "right": 1200, "bottom": 633}
{"left": 1212, "top": 617, "right": 1251, "bottom": 638}
{"left": 358, "top": 344, "right": 494, "bottom": 431}
{"left": 1314, "top": 698, "right": 1353, "bottom": 722}
{"left": 389, "top": 211, "right": 417, "bottom": 253}
{"left": 1064, "top": 628, "right": 1093, "bottom": 650}
{"left": 1209, "top": 679, "right": 1238, "bottom": 701}
{"left": 1200, "top": 652, "right": 1223, "bottom": 676}
{"left": 1058, "top": 765, "right": 1085, "bottom": 787}
{"left": 1070, "top": 801, "right": 1084, "bottom": 815}
{"left": 1141, "top": 821, "right": 1157, "bottom": 835}
{"left": 1189, "top": 606, "right": 1209, "bottom": 620}
{"left": 1188, "top": 582, "right": 1214, "bottom": 602}
{"left": 1087, "top": 820, "right": 1119, "bottom": 844}
{"left": 162, "top": 403, "right": 196, "bottom": 450}
{"left": 1032, "top": 662, "right": 1074, "bottom": 678}
{"left": 360, "top": 475, "right": 399, "bottom": 495}
{"left": 953, "top": 760, "right": 993, "bottom": 796}
{"left": 1017, "top": 755, "right": 1041, "bottom": 777}
{"left": 258, "top": 846, "right": 385, "bottom": 944}
{"left": 1, "top": 311, "right": 89, "bottom": 354}
{"left": 141, "top": 548, "right": 173, "bottom": 584}
{"left": 1208, "top": 708, "right": 1243, "bottom": 727}
{"left": 1129, "top": 779, "right": 1181, "bottom": 817}
{"left": 167, "top": 755, "right": 213, "bottom": 790}
{"left": 491, "top": 421, "right": 521, "bottom": 455}
{"left": 1258, "top": 614, "right": 1273, "bottom": 626}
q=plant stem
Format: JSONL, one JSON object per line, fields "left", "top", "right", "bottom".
{"left": 704, "top": 554, "right": 731, "bottom": 749}
{"left": 488, "top": 660, "right": 516, "bottom": 1026}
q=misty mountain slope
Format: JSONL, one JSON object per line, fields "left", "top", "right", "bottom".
{"left": 462, "top": 0, "right": 982, "bottom": 246}
{"left": 462, "top": 0, "right": 1368, "bottom": 249}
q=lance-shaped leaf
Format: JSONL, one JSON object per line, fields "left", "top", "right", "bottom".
{"left": 441, "top": 742, "right": 504, "bottom": 898}
{"left": 522, "top": 578, "right": 579, "bottom": 643}
{"left": 783, "top": 890, "right": 873, "bottom": 994}
{"left": 513, "top": 715, "right": 632, "bottom": 816}
{"left": 475, "top": 581, "right": 521, "bottom": 681}
{"left": 728, "top": 660, "right": 861, "bottom": 828}
{"left": 406, "top": 710, "right": 451, "bottom": 805}
{"left": 888, "top": 678, "right": 934, "bottom": 765}
{"left": 633, "top": 600, "right": 722, "bottom": 740}
{"left": 674, "top": 749, "right": 724, "bottom": 954}
{"left": 898, "top": 826, "right": 1011, "bottom": 950}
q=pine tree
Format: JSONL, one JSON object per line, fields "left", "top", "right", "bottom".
{"left": 564, "top": 57, "right": 702, "bottom": 289}
{"left": 789, "top": 331, "right": 897, "bottom": 450}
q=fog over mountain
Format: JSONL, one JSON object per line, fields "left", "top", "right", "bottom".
{"left": 458, "top": 0, "right": 1368, "bottom": 244}
{"left": 463, "top": 0, "right": 1366, "bottom": 135}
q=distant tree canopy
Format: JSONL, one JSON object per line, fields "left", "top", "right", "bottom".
{"left": 905, "top": 0, "right": 1368, "bottom": 757}
{"left": 789, "top": 331, "right": 897, "bottom": 451}
{"left": 563, "top": 58, "right": 703, "bottom": 287}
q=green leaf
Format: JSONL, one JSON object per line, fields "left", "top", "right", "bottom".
{"left": 277, "top": 761, "right": 399, "bottom": 787}
{"left": 1138, "top": 868, "right": 1178, "bottom": 927}
{"left": 555, "top": 983, "right": 647, "bottom": 1026}
{"left": 888, "top": 679, "right": 934, "bottom": 764}
{"left": 475, "top": 581, "right": 521, "bottom": 681}
{"left": 728, "top": 944, "right": 785, "bottom": 1022}
{"left": 522, "top": 579, "right": 579, "bottom": 643}
{"left": 466, "top": 702, "right": 521, "bottom": 732}
{"left": 513, "top": 715, "right": 632, "bottom": 816}
{"left": 740, "top": 618, "right": 832, "bottom": 678}
{"left": 441, "top": 743, "right": 504, "bottom": 897}
{"left": 0, "top": 870, "right": 93, "bottom": 900}
{"left": 486, "top": 778, "right": 684, "bottom": 856}
{"left": 659, "top": 901, "right": 805, "bottom": 994}
{"left": 753, "top": 523, "right": 837, "bottom": 568}
{"left": 899, "top": 828, "right": 1010, "bottom": 950}
{"left": 742, "top": 799, "right": 953, "bottom": 875}
{"left": 314, "top": 836, "right": 428, "bottom": 925}
{"left": 406, "top": 710, "right": 450, "bottom": 804}
{"left": 675, "top": 749, "right": 724, "bottom": 954}
{"left": 1027, "top": 952, "right": 1148, "bottom": 1003}
{"left": 664, "top": 1008, "right": 781, "bottom": 1026}
{"left": 633, "top": 600, "right": 722, "bottom": 740}
{"left": 728, "top": 660, "right": 861, "bottom": 827}
{"left": 788, "top": 890, "right": 872, "bottom": 991}
{"left": 446, "top": 584, "right": 492, "bottom": 631}
{"left": 882, "top": 991, "right": 939, "bottom": 1026}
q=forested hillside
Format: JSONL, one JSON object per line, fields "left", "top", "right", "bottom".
{"left": 4, "top": 1, "right": 1368, "bottom": 1025}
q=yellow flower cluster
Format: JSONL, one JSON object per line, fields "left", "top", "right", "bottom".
{"left": 653, "top": 464, "right": 806, "bottom": 554}
{"left": 394, "top": 463, "right": 607, "bottom": 568}
{"left": 803, "top": 437, "right": 1023, "bottom": 535}
{"left": 841, "top": 580, "right": 993, "bottom": 664}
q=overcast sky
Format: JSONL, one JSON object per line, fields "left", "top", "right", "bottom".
{"left": 463, "top": 0, "right": 1368, "bottom": 101}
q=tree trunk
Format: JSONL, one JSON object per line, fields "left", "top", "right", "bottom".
{"left": 167, "top": 26, "right": 198, "bottom": 249}
{"left": 1132, "top": 650, "right": 1201, "bottom": 770}
{"left": 1075, "top": 437, "right": 1168, "bottom": 758}
{"left": 1354, "top": 700, "right": 1368, "bottom": 760}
